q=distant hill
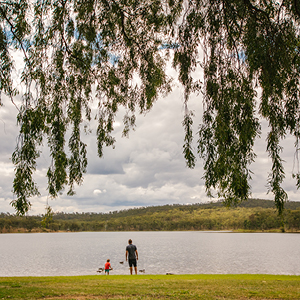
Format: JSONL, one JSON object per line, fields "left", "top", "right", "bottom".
{"left": 233, "top": 198, "right": 300, "bottom": 209}
{"left": 203, "top": 198, "right": 300, "bottom": 210}
{"left": 1, "top": 198, "right": 300, "bottom": 233}
{"left": 90, "top": 198, "right": 300, "bottom": 219}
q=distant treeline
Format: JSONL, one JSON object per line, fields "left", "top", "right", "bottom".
{"left": 1, "top": 199, "right": 300, "bottom": 233}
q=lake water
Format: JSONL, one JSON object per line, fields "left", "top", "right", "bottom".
{"left": 0, "top": 231, "right": 299, "bottom": 276}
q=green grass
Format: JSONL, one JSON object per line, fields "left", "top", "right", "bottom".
{"left": 0, "top": 274, "right": 299, "bottom": 299}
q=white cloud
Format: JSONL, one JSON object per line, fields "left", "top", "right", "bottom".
{"left": 93, "top": 189, "right": 107, "bottom": 195}
{"left": 93, "top": 189, "right": 102, "bottom": 195}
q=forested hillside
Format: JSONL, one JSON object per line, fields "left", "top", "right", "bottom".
{"left": 1, "top": 199, "right": 300, "bottom": 233}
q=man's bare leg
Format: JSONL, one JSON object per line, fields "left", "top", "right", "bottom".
{"left": 134, "top": 267, "right": 137, "bottom": 275}
{"left": 130, "top": 267, "right": 133, "bottom": 275}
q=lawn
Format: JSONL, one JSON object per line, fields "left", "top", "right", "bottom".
{"left": 0, "top": 274, "right": 299, "bottom": 299}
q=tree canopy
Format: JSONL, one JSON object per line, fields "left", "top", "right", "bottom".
{"left": 1, "top": 0, "right": 300, "bottom": 215}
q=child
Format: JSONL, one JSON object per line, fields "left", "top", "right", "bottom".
{"left": 104, "top": 259, "right": 113, "bottom": 275}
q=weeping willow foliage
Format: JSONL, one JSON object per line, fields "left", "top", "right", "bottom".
{"left": 1, "top": 0, "right": 300, "bottom": 215}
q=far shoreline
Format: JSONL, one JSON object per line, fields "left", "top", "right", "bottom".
{"left": 1, "top": 228, "right": 300, "bottom": 234}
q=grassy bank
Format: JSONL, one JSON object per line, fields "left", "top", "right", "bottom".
{"left": 0, "top": 274, "right": 299, "bottom": 299}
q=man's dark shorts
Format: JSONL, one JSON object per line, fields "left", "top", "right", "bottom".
{"left": 128, "top": 258, "right": 137, "bottom": 268}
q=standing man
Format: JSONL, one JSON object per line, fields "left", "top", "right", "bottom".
{"left": 125, "top": 239, "right": 138, "bottom": 275}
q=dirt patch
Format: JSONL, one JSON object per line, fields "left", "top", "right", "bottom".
{"left": 44, "top": 295, "right": 130, "bottom": 300}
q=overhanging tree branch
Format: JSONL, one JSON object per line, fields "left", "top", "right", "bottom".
{"left": 1, "top": 0, "right": 300, "bottom": 215}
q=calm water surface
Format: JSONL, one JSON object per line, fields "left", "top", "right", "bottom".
{"left": 0, "top": 231, "right": 299, "bottom": 276}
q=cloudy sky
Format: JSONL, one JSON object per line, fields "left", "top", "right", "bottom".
{"left": 0, "top": 57, "right": 299, "bottom": 215}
